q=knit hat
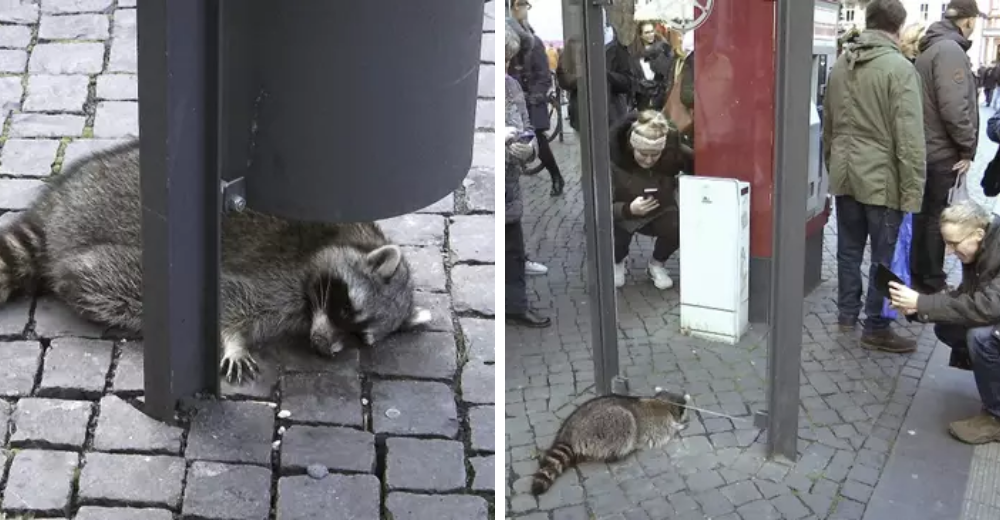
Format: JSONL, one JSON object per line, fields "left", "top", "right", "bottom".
{"left": 629, "top": 131, "right": 667, "bottom": 154}
{"left": 944, "top": 0, "right": 980, "bottom": 19}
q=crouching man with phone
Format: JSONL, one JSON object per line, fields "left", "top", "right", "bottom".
{"left": 609, "top": 110, "right": 686, "bottom": 290}
{"left": 888, "top": 201, "right": 1000, "bottom": 444}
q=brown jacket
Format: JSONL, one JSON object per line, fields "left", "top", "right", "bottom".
{"left": 916, "top": 216, "right": 1000, "bottom": 334}
{"left": 914, "top": 21, "right": 979, "bottom": 166}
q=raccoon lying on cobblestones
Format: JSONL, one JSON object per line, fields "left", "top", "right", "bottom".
{"left": 531, "top": 388, "right": 690, "bottom": 495}
{"left": 0, "top": 140, "right": 430, "bottom": 383}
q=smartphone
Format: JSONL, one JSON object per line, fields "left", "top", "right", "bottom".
{"left": 874, "top": 264, "right": 904, "bottom": 294}
{"left": 518, "top": 131, "right": 535, "bottom": 143}
{"left": 644, "top": 188, "right": 658, "bottom": 199}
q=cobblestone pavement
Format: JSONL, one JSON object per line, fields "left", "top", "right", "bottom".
{"left": 505, "top": 106, "right": 998, "bottom": 519}
{"left": 0, "top": 1, "right": 496, "bottom": 519}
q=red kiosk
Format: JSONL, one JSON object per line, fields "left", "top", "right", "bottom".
{"left": 692, "top": 0, "right": 839, "bottom": 321}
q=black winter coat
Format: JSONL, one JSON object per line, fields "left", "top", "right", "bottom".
{"left": 508, "top": 29, "right": 553, "bottom": 131}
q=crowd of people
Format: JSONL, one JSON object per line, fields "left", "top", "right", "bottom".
{"left": 504, "top": 0, "right": 696, "bottom": 329}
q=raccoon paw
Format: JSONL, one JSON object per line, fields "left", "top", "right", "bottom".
{"left": 220, "top": 349, "right": 260, "bottom": 384}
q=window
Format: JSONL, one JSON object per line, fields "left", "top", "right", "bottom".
{"left": 921, "top": 3, "right": 929, "bottom": 20}
{"left": 845, "top": 8, "right": 855, "bottom": 22}
{"left": 942, "top": 3, "right": 947, "bottom": 16}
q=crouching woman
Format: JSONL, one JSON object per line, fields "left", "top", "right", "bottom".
{"left": 610, "top": 110, "right": 687, "bottom": 290}
{"left": 889, "top": 201, "right": 1000, "bottom": 444}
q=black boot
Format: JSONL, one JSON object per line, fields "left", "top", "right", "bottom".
{"left": 506, "top": 310, "right": 552, "bottom": 328}
{"left": 550, "top": 171, "right": 564, "bottom": 197}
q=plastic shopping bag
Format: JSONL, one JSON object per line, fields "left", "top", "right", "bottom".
{"left": 882, "top": 213, "right": 913, "bottom": 320}
{"left": 948, "top": 172, "right": 969, "bottom": 205}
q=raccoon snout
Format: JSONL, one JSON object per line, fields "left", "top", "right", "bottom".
{"left": 310, "top": 313, "right": 341, "bottom": 357}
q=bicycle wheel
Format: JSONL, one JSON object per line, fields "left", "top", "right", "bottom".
{"left": 546, "top": 100, "right": 562, "bottom": 143}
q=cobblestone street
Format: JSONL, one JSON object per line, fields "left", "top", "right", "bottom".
{"left": 504, "top": 105, "right": 998, "bottom": 519}
{"left": 0, "top": 1, "right": 496, "bottom": 519}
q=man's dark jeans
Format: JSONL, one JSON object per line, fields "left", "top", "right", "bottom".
{"left": 935, "top": 324, "right": 1000, "bottom": 417}
{"left": 911, "top": 161, "right": 957, "bottom": 292}
{"left": 836, "top": 196, "right": 902, "bottom": 332}
{"left": 506, "top": 221, "right": 528, "bottom": 314}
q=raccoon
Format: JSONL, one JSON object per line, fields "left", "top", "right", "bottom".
{"left": 531, "top": 388, "right": 690, "bottom": 495}
{"left": 0, "top": 140, "right": 431, "bottom": 383}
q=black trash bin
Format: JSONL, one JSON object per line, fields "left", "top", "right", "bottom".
{"left": 219, "top": 1, "right": 484, "bottom": 222}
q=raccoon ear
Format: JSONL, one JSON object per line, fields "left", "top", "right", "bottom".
{"left": 366, "top": 245, "right": 403, "bottom": 279}
{"left": 407, "top": 307, "right": 433, "bottom": 327}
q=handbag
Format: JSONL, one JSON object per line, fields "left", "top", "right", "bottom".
{"left": 948, "top": 171, "right": 970, "bottom": 205}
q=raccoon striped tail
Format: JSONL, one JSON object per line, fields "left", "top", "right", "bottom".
{"left": 0, "top": 216, "right": 44, "bottom": 303}
{"left": 531, "top": 441, "right": 576, "bottom": 495}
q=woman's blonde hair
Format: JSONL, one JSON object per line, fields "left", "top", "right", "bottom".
{"left": 631, "top": 110, "right": 672, "bottom": 141}
{"left": 941, "top": 200, "right": 992, "bottom": 232}
{"left": 900, "top": 23, "right": 926, "bottom": 60}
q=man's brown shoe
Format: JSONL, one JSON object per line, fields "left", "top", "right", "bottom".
{"left": 949, "top": 413, "right": 1000, "bottom": 444}
{"left": 860, "top": 329, "right": 916, "bottom": 353}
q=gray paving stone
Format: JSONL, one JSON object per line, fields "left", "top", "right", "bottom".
{"left": 33, "top": 296, "right": 104, "bottom": 337}
{"left": 1, "top": 139, "right": 60, "bottom": 176}
{"left": 38, "top": 337, "right": 113, "bottom": 398}
{"left": 78, "top": 453, "right": 185, "bottom": 508}
{"left": 0, "top": 399, "right": 9, "bottom": 443}
{"left": 462, "top": 360, "right": 495, "bottom": 404}
{"left": 75, "top": 507, "right": 174, "bottom": 520}
{"left": 276, "top": 474, "right": 380, "bottom": 520}
{"left": 29, "top": 42, "right": 104, "bottom": 74}
{"left": 96, "top": 73, "right": 136, "bottom": 99}
{"left": 450, "top": 215, "right": 495, "bottom": 263}
{"left": 0, "top": 340, "right": 41, "bottom": 396}
{"left": 379, "top": 213, "right": 445, "bottom": 247}
{"left": 461, "top": 317, "right": 494, "bottom": 363}
{"left": 412, "top": 291, "right": 454, "bottom": 332}
{"left": 39, "top": 13, "right": 109, "bottom": 39}
{"left": 471, "top": 454, "right": 495, "bottom": 492}
{"left": 372, "top": 379, "right": 459, "bottom": 437}
{"left": 93, "top": 100, "right": 138, "bottom": 137}
{"left": 2, "top": 449, "right": 77, "bottom": 514}
{"left": 463, "top": 167, "right": 494, "bottom": 213}
{"left": 0, "top": 48, "right": 26, "bottom": 71}
{"left": 24, "top": 74, "right": 90, "bottom": 112}
{"left": 107, "top": 31, "right": 135, "bottom": 72}
{"left": 472, "top": 132, "right": 493, "bottom": 170}
{"left": 720, "top": 479, "right": 764, "bottom": 506}
{"left": 9, "top": 113, "right": 85, "bottom": 137}
{"left": 386, "top": 437, "right": 466, "bottom": 491}
{"left": 386, "top": 493, "right": 490, "bottom": 520}
{"left": 402, "top": 245, "right": 447, "bottom": 292}
{"left": 93, "top": 395, "right": 183, "bottom": 453}
{"left": 182, "top": 461, "right": 272, "bottom": 520}
{"left": 112, "top": 340, "right": 143, "bottom": 394}
{"left": 0, "top": 297, "right": 32, "bottom": 336}
{"left": 0, "top": 3, "right": 39, "bottom": 24}
{"left": 469, "top": 404, "right": 495, "bottom": 452}
{"left": 280, "top": 425, "right": 375, "bottom": 474}
{"left": 476, "top": 99, "right": 494, "bottom": 130}
{"left": 41, "top": 0, "right": 114, "bottom": 13}
{"left": 478, "top": 64, "right": 494, "bottom": 98}
{"left": 451, "top": 265, "right": 495, "bottom": 315}
{"left": 417, "top": 192, "right": 454, "bottom": 214}
{"left": 0, "top": 75, "right": 23, "bottom": 113}
{"left": 185, "top": 400, "right": 275, "bottom": 465}
{"left": 771, "top": 493, "right": 811, "bottom": 520}
{"left": 0, "top": 178, "right": 45, "bottom": 210}
{"left": 62, "top": 138, "right": 129, "bottom": 168}
{"left": 367, "top": 330, "right": 457, "bottom": 380}
{"left": 10, "top": 397, "right": 91, "bottom": 449}
{"left": 280, "top": 369, "right": 362, "bottom": 427}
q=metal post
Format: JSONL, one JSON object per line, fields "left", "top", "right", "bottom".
{"left": 767, "top": 0, "right": 813, "bottom": 461}
{"left": 137, "top": 0, "right": 221, "bottom": 421}
{"left": 572, "top": 0, "right": 623, "bottom": 396}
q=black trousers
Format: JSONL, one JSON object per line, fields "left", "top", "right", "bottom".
{"left": 533, "top": 129, "right": 562, "bottom": 184}
{"left": 911, "top": 162, "right": 957, "bottom": 293}
{"left": 505, "top": 221, "right": 528, "bottom": 313}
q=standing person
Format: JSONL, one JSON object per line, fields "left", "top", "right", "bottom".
{"left": 911, "top": 0, "right": 980, "bottom": 294}
{"left": 823, "top": 0, "right": 926, "bottom": 352}
{"left": 505, "top": 19, "right": 550, "bottom": 328}
{"left": 982, "top": 63, "right": 997, "bottom": 106}
{"left": 634, "top": 21, "right": 673, "bottom": 110}
{"left": 900, "top": 23, "right": 926, "bottom": 62}
{"left": 507, "top": 2, "right": 565, "bottom": 197}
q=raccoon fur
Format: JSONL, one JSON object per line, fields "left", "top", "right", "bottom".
{"left": 0, "top": 140, "right": 431, "bottom": 383}
{"left": 531, "top": 388, "right": 690, "bottom": 495}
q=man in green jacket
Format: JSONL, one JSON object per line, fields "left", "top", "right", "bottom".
{"left": 823, "top": 0, "right": 926, "bottom": 353}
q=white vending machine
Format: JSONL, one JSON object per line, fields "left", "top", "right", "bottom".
{"left": 678, "top": 176, "right": 751, "bottom": 344}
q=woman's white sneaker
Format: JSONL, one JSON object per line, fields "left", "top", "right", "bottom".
{"left": 525, "top": 261, "right": 548, "bottom": 275}
{"left": 647, "top": 261, "right": 674, "bottom": 289}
